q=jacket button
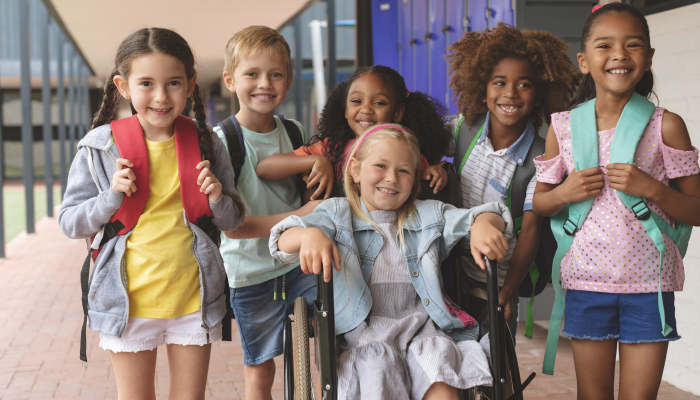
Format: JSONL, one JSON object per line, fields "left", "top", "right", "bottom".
{"left": 424, "top": 299, "right": 430, "bottom": 306}
{"left": 412, "top": 270, "right": 419, "bottom": 277}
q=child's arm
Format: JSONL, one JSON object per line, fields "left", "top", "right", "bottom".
{"left": 224, "top": 200, "right": 322, "bottom": 239}
{"left": 257, "top": 152, "right": 334, "bottom": 200}
{"left": 469, "top": 212, "right": 509, "bottom": 270}
{"left": 607, "top": 111, "right": 700, "bottom": 226}
{"left": 532, "top": 125, "right": 604, "bottom": 217}
{"left": 278, "top": 227, "right": 341, "bottom": 282}
{"left": 499, "top": 211, "right": 543, "bottom": 322}
{"left": 58, "top": 148, "right": 127, "bottom": 239}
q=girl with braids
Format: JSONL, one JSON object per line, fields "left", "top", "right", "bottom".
{"left": 256, "top": 65, "right": 453, "bottom": 199}
{"left": 270, "top": 124, "right": 511, "bottom": 399}
{"left": 58, "top": 28, "right": 244, "bottom": 398}
{"left": 446, "top": 23, "right": 579, "bottom": 341}
{"left": 533, "top": 3, "right": 700, "bottom": 398}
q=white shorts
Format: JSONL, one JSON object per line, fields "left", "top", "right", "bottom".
{"left": 99, "top": 311, "right": 222, "bottom": 353}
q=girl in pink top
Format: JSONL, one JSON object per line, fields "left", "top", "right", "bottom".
{"left": 532, "top": 3, "right": 700, "bottom": 399}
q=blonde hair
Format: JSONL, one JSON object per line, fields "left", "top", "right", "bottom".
{"left": 223, "top": 26, "right": 292, "bottom": 79}
{"left": 343, "top": 124, "right": 422, "bottom": 248}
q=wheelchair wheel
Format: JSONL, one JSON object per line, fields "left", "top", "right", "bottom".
{"left": 293, "top": 297, "right": 312, "bottom": 400}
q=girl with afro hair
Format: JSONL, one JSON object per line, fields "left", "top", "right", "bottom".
{"left": 256, "top": 65, "right": 453, "bottom": 200}
{"left": 446, "top": 22, "right": 579, "bottom": 341}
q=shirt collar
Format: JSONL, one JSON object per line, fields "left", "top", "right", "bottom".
{"left": 352, "top": 198, "right": 422, "bottom": 231}
{"left": 476, "top": 111, "right": 536, "bottom": 166}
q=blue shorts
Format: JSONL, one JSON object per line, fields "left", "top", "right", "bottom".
{"left": 230, "top": 266, "right": 317, "bottom": 366}
{"left": 562, "top": 290, "right": 680, "bottom": 343}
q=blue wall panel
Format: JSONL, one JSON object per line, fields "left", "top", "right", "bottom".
{"left": 427, "top": 0, "right": 445, "bottom": 101}
{"left": 371, "top": 0, "right": 400, "bottom": 71}
{"left": 445, "top": 0, "right": 466, "bottom": 115}
{"left": 413, "top": 0, "right": 429, "bottom": 93}
{"left": 399, "top": 0, "right": 414, "bottom": 90}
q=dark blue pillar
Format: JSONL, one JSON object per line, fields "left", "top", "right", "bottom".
{"left": 56, "top": 34, "right": 66, "bottom": 198}
{"left": 41, "top": 7, "right": 53, "bottom": 218}
{"left": 20, "top": 0, "right": 35, "bottom": 234}
{"left": 294, "top": 17, "right": 303, "bottom": 123}
{"left": 67, "top": 46, "right": 75, "bottom": 162}
{"left": 327, "top": 0, "right": 337, "bottom": 90}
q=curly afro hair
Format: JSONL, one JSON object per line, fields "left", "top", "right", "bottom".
{"left": 313, "top": 65, "right": 451, "bottom": 167}
{"left": 447, "top": 23, "right": 580, "bottom": 130}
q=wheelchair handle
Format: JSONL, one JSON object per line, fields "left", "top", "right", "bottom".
{"left": 484, "top": 255, "right": 507, "bottom": 400}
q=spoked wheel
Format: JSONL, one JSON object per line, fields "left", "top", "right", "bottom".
{"left": 293, "top": 297, "right": 312, "bottom": 400}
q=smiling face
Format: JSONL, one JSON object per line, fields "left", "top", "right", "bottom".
{"left": 345, "top": 73, "right": 405, "bottom": 138}
{"left": 349, "top": 138, "right": 416, "bottom": 212}
{"left": 484, "top": 58, "right": 538, "bottom": 134}
{"left": 578, "top": 12, "right": 654, "bottom": 97}
{"left": 114, "top": 53, "right": 195, "bottom": 136}
{"left": 225, "top": 50, "right": 292, "bottom": 121}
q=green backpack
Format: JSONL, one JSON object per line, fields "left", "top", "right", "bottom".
{"left": 454, "top": 114, "right": 555, "bottom": 340}
{"left": 542, "top": 92, "right": 693, "bottom": 375}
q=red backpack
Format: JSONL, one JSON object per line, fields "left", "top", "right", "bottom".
{"left": 80, "top": 115, "right": 219, "bottom": 362}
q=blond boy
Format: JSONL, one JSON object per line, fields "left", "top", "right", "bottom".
{"left": 217, "top": 26, "right": 319, "bottom": 399}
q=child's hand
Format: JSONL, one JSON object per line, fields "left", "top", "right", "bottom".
{"left": 421, "top": 163, "right": 448, "bottom": 194}
{"left": 111, "top": 158, "right": 137, "bottom": 197}
{"left": 299, "top": 228, "right": 341, "bottom": 282}
{"left": 557, "top": 167, "right": 604, "bottom": 203}
{"left": 606, "top": 163, "right": 662, "bottom": 199}
{"left": 305, "top": 156, "right": 335, "bottom": 200}
{"left": 296, "top": 200, "right": 323, "bottom": 217}
{"left": 470, "top": 213, "right": 509, "bottom": 270}
{"left": 498, "top": 292, "right": 514, "bottom": 322}
{"left": 196, "top": 160, "right": 222, "bottom": 202}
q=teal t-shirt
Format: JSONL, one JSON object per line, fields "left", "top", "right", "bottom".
{"left": 215, "top": 116, "right": 307, "bottom": 288}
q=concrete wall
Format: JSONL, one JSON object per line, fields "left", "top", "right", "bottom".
{"left": 647, "top": 2, "right": 700, "bottom": 395}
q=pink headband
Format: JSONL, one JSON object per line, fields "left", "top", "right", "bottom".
{"left": 356, "top": 125, "right": 404, "bottom": 158}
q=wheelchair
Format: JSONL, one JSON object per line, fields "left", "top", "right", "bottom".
{"left": 283, "top": 171, "right": 536, "bottom": 400}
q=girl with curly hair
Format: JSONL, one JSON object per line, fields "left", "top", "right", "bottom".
{"left": 446, "top": 22, "right": 579, "bottom": 341}
{"left": 256, "top": 65, "right": 453, "bottom": 200}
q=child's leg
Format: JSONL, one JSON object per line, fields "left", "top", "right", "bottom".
{"left": 422, "top": 382, "right": 459, "bottom": 400}
{"left": 109, "top": 349, "right": 158, "bottom": 400}
{"left": 571, "top": 339, "right": 617, "bottom": 400}
{"left": 618, "top": 341, "right": 668, "bottom": 400}
{"left": 166, "top": 343, "right": 212, "bottom": 400}
{"left": 244, "top": 360, "right": 276, "bottom": 400}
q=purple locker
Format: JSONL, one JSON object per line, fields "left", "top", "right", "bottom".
{"left": 490, "top": 0, "right": 514, "bottom": 28}
{"left": 399, "top": 0, "right": 414, "bottom": 91}
{"left": 445, "top": 0, "right": 466, "bottom": 115}
{"left": 427, "top": 0, "right": 446, "bottom": 101}
{"left": 413, "top": 0, "right": 429, "bottom": 94}
{"left": 371, "top": 0, "right": 400, "bottom": 72}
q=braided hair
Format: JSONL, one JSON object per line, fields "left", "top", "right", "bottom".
{"left": 313, "top": 65, "right": 451, "bottom": 168}
{"left": 91, "top": 27, "right": 223, "bottom": 245}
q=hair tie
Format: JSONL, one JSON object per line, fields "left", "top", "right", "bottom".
{"left": 593, "top": 1, "right": 618, "bottom": 12}
{"left": 406, "top": 90, "right": 411, "bottom": 98}
{"left": 356, "top": 125, "right": 405, "bottom": 158}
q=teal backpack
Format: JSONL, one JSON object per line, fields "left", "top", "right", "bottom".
{"left": 542, "top": 92, "right": 693, "bottom": 375}
{"left": 454, "top": 114, "right": 556, "bottom": 340}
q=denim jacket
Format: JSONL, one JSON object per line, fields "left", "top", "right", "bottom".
{"left": 269, "top": 198, "right": 512, "bottom": 341}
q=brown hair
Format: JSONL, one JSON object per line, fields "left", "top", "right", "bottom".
{"left": 343, "top": 124, "right": 421, "bottom": 249}
{"left": 223, "top": 26, "right": 292, "bottom": 79}
{"left": 447, "top": 23, "right": 580, "bottom": 130}
{"left": 91, "top": 27, "right": 224, "bottom": 245}
{"left": 570, "top": 2, "right": 655, "bottom": 108}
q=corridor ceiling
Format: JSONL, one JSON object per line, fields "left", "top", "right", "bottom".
{"left": 51, "top": 0, "right": 315, "bottom": 85}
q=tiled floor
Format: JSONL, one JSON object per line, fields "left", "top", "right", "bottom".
{"left": 0, "top": 214, "right": 698, "bottom": 399}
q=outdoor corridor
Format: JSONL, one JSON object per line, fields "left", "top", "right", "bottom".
{"left": 0, "top": 207, "right": 698, "bottom": 400}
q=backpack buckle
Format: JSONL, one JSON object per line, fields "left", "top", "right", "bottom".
{"left": 631, "top": 201, "right": 651, "bottom": 220}
{"left": 563, "top": 219, "right": 578, "bottom": 236}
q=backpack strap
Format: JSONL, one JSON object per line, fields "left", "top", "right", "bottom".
{"left": 278, "top": 115, "right": 304, "bottom": 150}
{"left": 543, "top": 99, "right": 599, "bottom": 375}
{"left": 218, "top": 116, "right": 246, "bottom": 187}
{"left": 455, "top": 114, "right": 487, "bottom": 176}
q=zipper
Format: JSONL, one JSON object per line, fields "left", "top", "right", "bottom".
{"left": 188, "top": 224, "right": 210, "bottom": 338}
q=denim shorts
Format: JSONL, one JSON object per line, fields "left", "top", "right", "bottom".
{"left": 562, "top": 290, "right": 680, "bottom": 343}
{"left": 230, "top": 266, "right": 317, "bottom": 366}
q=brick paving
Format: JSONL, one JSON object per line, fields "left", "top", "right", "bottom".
{"left": 0, "top": 214, "right": 698, "bottom": 399}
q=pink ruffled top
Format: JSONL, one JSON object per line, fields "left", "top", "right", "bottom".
{"left": 534, "top": 108, "right": 699, "bottom": 293}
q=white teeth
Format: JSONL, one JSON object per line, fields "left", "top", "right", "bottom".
{"left": 609, "top": 69, "right": 629, "bottom": 75}
{"left": 254, "top": 95, "right": 273, "bottom": 99}
{"left": 378, "top": 188, "right": 397, "bottom": 194}
{"left": 358, "top": 121, "right": 375, "bottom": 127}
{"left": 499, "top": 105, "right": 519, "bottom": 112}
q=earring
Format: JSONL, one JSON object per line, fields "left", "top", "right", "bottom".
{"left": 125, "top": 95, "right": 130, "bottom": 100}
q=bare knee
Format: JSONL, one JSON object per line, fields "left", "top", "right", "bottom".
{"left": 423, "top": 382, "right": 458, "bottom": 400}
{"left": 245, "top": 359, "right": 276, "bottom": 388}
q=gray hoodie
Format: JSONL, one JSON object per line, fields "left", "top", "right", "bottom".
{"left": 58, "top": 123, "right": 244, "bottom": 337}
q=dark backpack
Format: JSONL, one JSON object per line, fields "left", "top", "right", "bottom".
{"left": 217, "top": 114, "right": 304, "bottom": 186}
{"left": 454, "top": 114, "right": 556, "bottom": 338}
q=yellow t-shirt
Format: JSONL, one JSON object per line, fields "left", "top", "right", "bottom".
{"left": 124, "top": 135, "right": 201, "bottom": 319}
